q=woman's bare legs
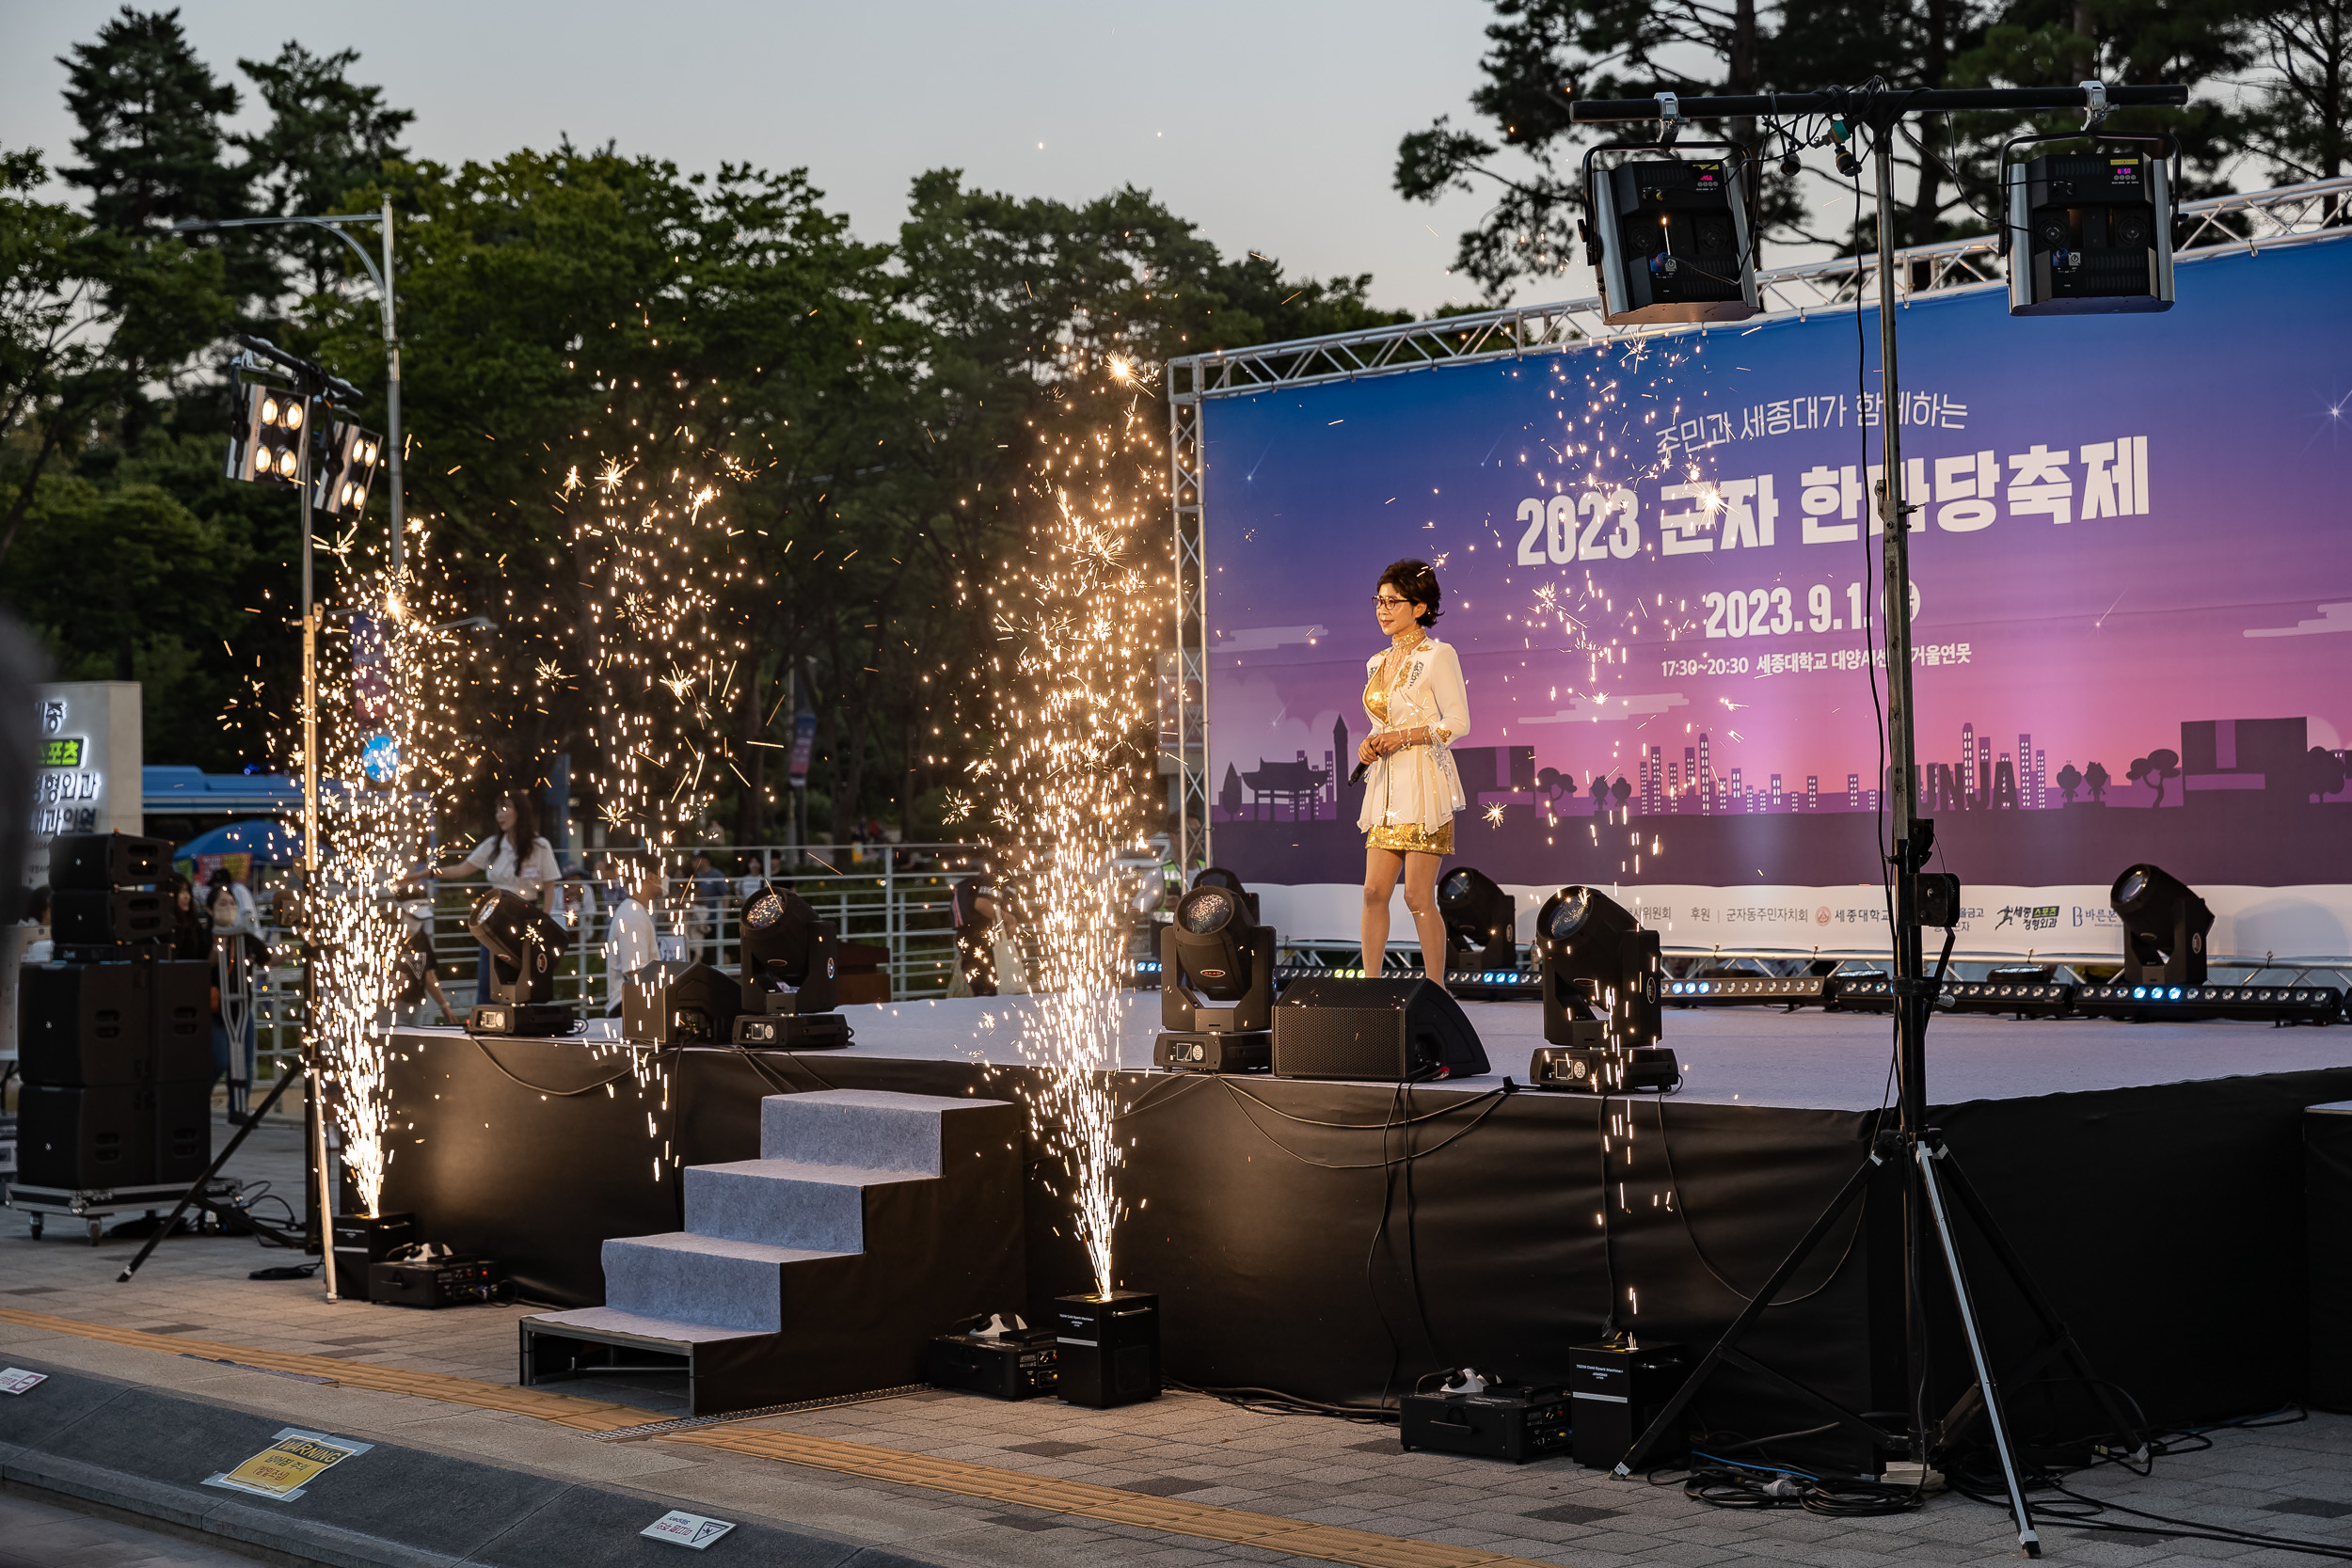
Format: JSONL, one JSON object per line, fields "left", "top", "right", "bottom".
{"left": 1400, "top": 851, "right": 1447, "bottom": 983}
{"left": 1361, "top": 846, "right": 1404, "bottom": 971}
{"left": 1363, "top": 847, "right": 1449, "bottom": 983}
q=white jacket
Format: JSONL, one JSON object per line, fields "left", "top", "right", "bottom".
{"left": 1356, "top": 636, "right": 1471, "bottom": 834}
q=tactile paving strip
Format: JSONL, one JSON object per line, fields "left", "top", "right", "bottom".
{"left": 0, "top": 1305, "right": 1560, "bottom": 1568}
{"left": 667, "top": 1422, "right": 1560, "bottom": 1568}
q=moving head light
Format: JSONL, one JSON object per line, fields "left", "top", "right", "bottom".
{"left": 732, "top": 881, "right": 849, "bottom": 1048}
{"left": 1438, "top": 866, "right": 1518, "bottom": 980}
{"left": 1156, "top": 881, "right": 1275, "bottom": 1072}
{"left": 466, "top": 888, "right": 575, "bottom": 1036}
{"left": 1528, "top": 886, "right": 1675, "bottom": 1092}
{"left": 2110, "top": 863, "right": 2211, "bottom": 988}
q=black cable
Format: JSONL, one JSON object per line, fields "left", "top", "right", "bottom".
{"left": 1214, "top": 1078, "right": 1512, "bottom": 1170}
{"left": 1597, "top": 1093, "right": 1620, "bottom": 1333}
{"left": 1367, "top": 1081, "right": 1410, "bottom": 1413}
{"left": 1649, "top": 1094, "right": 1866, "bottom": 1306}
{"left": 468, "top": 1034, "right": 644, "bottom": 1097}
{"left": 1168, "top": 1379, "right": 1396, "bottom": 1424}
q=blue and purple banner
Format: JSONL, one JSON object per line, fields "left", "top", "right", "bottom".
{"left": 1200, "top": 235, "right": 2352, "bottom": 960}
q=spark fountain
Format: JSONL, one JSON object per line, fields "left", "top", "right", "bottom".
{"left": 977, "top": 378, "right": 1164, "bottom": 1308}
{"left": 294, "top": 532, "right": 465, "bottom": 1217}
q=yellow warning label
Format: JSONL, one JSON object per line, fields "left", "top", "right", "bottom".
{"left": 205, "top": 1429, "right": 370, "bottom": 1500}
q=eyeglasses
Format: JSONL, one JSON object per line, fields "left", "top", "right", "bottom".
{"left": 1374, "top": 595, "right": 1414, "bottom": 609}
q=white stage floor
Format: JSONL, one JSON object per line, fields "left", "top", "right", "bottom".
{"left": 574, "top": 992, "right": 2352, "bottom": 1112}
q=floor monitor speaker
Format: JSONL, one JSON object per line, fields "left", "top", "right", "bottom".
{"left": 1271, "top": 978, "right": 1489, "bottom": 1081}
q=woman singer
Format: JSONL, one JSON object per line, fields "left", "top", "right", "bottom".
{"left": 1357, "top": 558, "right": 1470, "bottom": 986}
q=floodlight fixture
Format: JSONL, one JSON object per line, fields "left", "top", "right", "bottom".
{"left": 315, "top": 420, "right": 386, "bottom": 517}
{"left": 2110, "top": 863, "right": 2212, "bottom": 988}
{"left": 232, "top": 378, "right": 309, "bottom": 490}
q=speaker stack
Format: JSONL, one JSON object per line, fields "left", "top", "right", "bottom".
{"left": 16, "top": 832, "right": 212, "bottom": 1193}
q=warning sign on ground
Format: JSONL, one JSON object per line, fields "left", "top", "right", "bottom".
{"left": 642, "top": 1510, "right": 737, "bottom": 1548}
{"left": 203, "top": 1427, "right": 373, "bottom": 1501}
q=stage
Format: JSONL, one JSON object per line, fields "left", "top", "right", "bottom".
{"left": 379, "top": 997, "right": 2352, "bottom": 1453}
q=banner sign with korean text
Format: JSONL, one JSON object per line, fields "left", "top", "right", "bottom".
{"left": 1199, "top": 234, "right": 2352, "bottom": 960}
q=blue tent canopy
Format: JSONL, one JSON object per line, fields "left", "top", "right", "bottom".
{"left": 175, "top": 818, "right": 301, "bottom": 865}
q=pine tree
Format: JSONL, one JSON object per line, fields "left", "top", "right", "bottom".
{"left": 58, "top": 8, "right": 248, "bottom": 232}
{"left": 236, "top": 42, "right": 415, "bottom": 294}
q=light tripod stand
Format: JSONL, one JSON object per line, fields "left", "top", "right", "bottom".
{"left": 1569, "top": 80, "right": 2184, "bottom": 1555}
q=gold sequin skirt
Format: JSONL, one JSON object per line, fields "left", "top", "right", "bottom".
{"left": 1366, "top": 819, "right": 1454, "bottom": 856}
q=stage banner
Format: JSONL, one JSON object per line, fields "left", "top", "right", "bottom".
{"left": 1200, "top": 235, "right": 2352, "bottom": 961}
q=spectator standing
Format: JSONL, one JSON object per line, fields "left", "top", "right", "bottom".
{"left": 603, "top": 866, "right": 668, "bottom": 1014}
{"left": 207, "top": 872, "right": 264, "bottom": 1119}
{"left": 429, "top": 792, "right": 562, "bottom": 1004}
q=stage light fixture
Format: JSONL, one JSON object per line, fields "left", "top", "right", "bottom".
{"left": 233, "top": 379, "right": 309, "bottom": 490}
{"left": 2074, "top": 980, "right": 2344, "bottom": 1024}
{"left": 1664, "top": 964, "right": 1839, "bottom": 1008}
{"left": 1942, "top": 965, "right": 2078, "bottom": 1019}
{"left": 2111, "top": 863, "right": 2212, "bottom": 988}
{"left": 731, "top": 881, "right": 848, "bottom": 1048}
{"left": 1581, "top": 146, "right": 1759, "bottom": 325}
{"left": 1528, "top": 886, "right": 1673, "bottom": 1091}
{"left": 623, "top": 958, "right": 742, "bottom": 1045}
{"left": 315, "top": 420, "right": 386, "bottom": 518}
{"left": 1191, "top": 865, "right": 1261, "bottom": 927}
{"left": 465, "top": 888, "right": 575, "bottom": 1036}
{"left": 1438, "top": 866, "right": 1518, "bottom": 989}
{"left": 1155, "top": 882, "right": 1275, "bottom": 1071}
{"left": 2006, "top": 150, "right": 2174, "bottom": 315}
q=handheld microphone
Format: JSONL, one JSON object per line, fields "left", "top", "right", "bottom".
{"left": 1348, "top": 760, "right": 1370, "bottom": 785}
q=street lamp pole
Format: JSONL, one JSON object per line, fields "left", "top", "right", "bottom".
{"left": 175, "top": 209, "right": 405, "bottom": 566}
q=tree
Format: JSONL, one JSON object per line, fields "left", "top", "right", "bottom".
{"left": 2125, "top": 746, "right": 2181, "bottom": 804}
{"left": 2083, "top": 759, "right": 2110, "bottom": 802}
{"left": 2247, "top": 0, "right": 2352, "bottom": 185}
{"left": 2057, "top": 760, "right": 2082, "bottom": 803}
{"left": 0, "top": 146, "right": 233, "bottom": 572}
{"left": 1395, "top": 0, "right": 1786, "bottom": 298}
{"left": 57, "top": 8, "right": 275, "bottom": 304}
{"left": 1947, "top": 0, "right": 2261, "bottom": 217}
{"left": 235, "top": 42, "right": 415, "bottom": 295}
{"left": 2305, "top": 746, "right": 2348, "bottom": 802}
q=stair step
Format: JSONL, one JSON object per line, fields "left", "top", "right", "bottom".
{"left": 602, "top": 1231, "right": 850, "bottom": 1334}
{"left": 527, "top": 1306, "right": 771, "bottom": 1345}
{"left": 684, "top": 1158, "right": 930, "bottom": 1253}
{"left": 759, "top": 1088, "right": 1016, "bottom": 1174}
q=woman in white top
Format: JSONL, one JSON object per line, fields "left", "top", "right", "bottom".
{"left": 1357, "top": 559, "right": 1471, "bottom": 985}
{"left": 430, "top": 792, "right": 562, "bottom": 911}
{"left": 430, "top": 792, "right": 563, "bottom": 1006}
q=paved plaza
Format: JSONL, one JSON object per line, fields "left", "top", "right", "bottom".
{"left": 2, "top": 1109, "right": 2347, "bottom": 1568}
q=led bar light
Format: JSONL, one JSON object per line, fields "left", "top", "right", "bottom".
{"left": 2074, "top": 982, "right": 2343, "bottom": 1024}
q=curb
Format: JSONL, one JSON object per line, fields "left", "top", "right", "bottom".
{"left": 0, "top": 1359, "right": 943, "bottom": 1568}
